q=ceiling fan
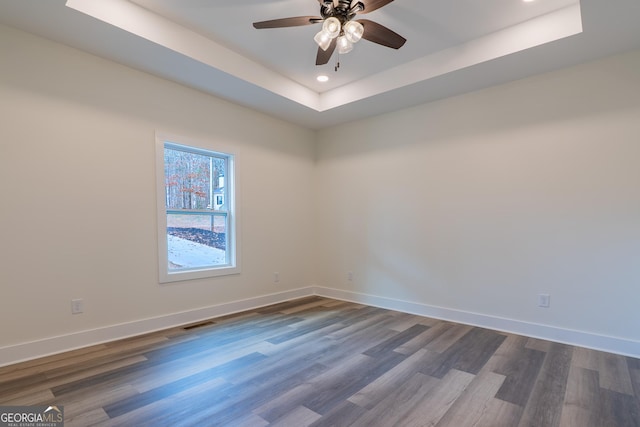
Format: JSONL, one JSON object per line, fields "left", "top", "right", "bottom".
{"left": 253, "top": 0, "right": 406, "bottom": 66}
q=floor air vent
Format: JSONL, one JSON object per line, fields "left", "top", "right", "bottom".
{"left": 183, "top": 321, "right": 215, "bottom": 330}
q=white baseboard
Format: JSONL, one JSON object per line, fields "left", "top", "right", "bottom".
{"left": 2, "top": 285, "right": 637, "bottom": 368}
{"left": 312, "top": 286, "right": 640, "bottom": 358}
{"left": 0, "top": 287, "right": 314, "bottom": 368}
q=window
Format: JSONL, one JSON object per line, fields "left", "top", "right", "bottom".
{"left": 156, "top": 135, "right": 239, "bottom": 282}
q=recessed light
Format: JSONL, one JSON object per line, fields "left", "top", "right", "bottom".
{"left": 317, "top": 75, "right": 329, "bottom": 82}
{"left": 523, "top": 0, "right": 535, "bottom": 2}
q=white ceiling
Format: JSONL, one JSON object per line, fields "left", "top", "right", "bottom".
{"left": 1, "top": 0, "right": 640, "bottom": 129}
{"left": 129, "top": 0, "right": 578, "bottom": 92}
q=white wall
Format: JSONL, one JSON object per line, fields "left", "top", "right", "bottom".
{"left": 0, "top": 25, "right": 316, "bottom": 356}
{"left": 316, "top": 49, "right": 640, "bottom": 352}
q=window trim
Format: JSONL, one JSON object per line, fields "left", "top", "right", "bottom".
{"left": 155, "top": 132, "right": 241, "bottom": 283}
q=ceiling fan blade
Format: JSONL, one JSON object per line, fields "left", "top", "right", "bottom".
{"left": 316, "top": 38, "right": 337, "bottom": 65}
{"left": 357, "top": 0, "right": 394, "bottom": 14}
{"left": 359, "top": 19, "right": 406, "bottom": 49}
{"left": 253, "top": 16, "right": 322, "bottom": 29}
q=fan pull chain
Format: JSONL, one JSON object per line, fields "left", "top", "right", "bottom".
{"left": 334, "top": 53, "right": 340, "bottom": 72}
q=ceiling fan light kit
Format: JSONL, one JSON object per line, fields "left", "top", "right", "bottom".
{"left": 313, "top": 30, "right": 333, "bottom": 50}
{"left": 344, "top": 20, "right": 364, "bottom": 43}
{"left": 253, "top": 0, "right": 406, "bottom": 67}
{"left": 314, "top": 16, "right": 341, "bottom": 51}
{"left": 322, "top": 16, "right": 342, "bottom": 38}
{"left": 337, "top": 35, "right": 354, "bottom": 54}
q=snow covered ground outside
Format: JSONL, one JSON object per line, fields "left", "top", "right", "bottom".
{"left": 167, "top": 234, "right": 226, "bottom": 268}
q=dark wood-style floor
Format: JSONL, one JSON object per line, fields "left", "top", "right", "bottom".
{"left": 1, "top": 296, "right": 638, "bottom": 426}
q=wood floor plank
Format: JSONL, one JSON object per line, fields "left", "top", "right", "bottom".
{"left": 303, "top": 351, "right": 406, "bottom": 416}
{"left": 572, "top": 346, "right": 600, "bottom": 370}
{"left": 558, "top": 365, "right": 601, "bottom": 427}
{"left": 326, "top": 305, "right": 389, "bottom": 330}
{"left": 7, "top": 333, "right": 169, "bottom": 385}
{"left": 363, "top": 324, "right": 429, "bottom": 358}
{"left": 46, "top": 355, "right": 148, "bottom": 386}
{"left": 1, "top": 296, "right": 638, "bottom": 427}
{"left": 57, "top": 384, "right": 140, "bottom": 422}
{"left": 220, "top": 413, "right": 269, "bottom": 427}
{"left": 424, "top": 323, "right": 474, "bottom": 353}
{"left": 81, "top": 333, "right": 173, "bottom": 360}
{"left": 104, "top": 352, "right": 266, "bottom": 418}
{"left": 627, "top": 356, "right": 640, "bottom": 371}
{"left": 279, "top": 298, "right": 340, "bottom": 314}
{"left": 493, "top": 337, "right": 546, "bottom": 407}
{"left": 260, "top": 311, "right": 394, "bottom": 362}
{"left": 315, "top": 321, "right": 401, "bottom": 367}
{"left": 270, "top": 405, "right": 322, "bottom": 427}
{"left": 48, "top": 337, "right": 262, "bottom": 399}
{"left": 475, "top": 398, "right": 524, "bottom": 427}
{"left": 266, "top": 313, "right": 347, "bottom": 344}
{"left": 525, "top": 337, "right": 552, "bottom": 353}
{"left": 325, "top": 311, "right": 393, "bottom": 341}
{"left": 349, "top": 372, "right": 441, "bottom": 427}
{"left": 483, "top": 334, "right": 525, "bottom": 372}
{"left": 348, "top": 349, "right": 429, "bottom": 409}
{"left": 598, "top": 352, "right": 635, "bottom": 395}
{"left": 394, "top": 369, "right": 476, "bottom": 427}
{"left": 308, "top": 401, "right": 369, "bottom": 427}
{"left": 256, "top": 350, "right": 406, "bottom": 422}
{"left": 96, "top": 376, "right": 229, "bottom": 427}
{"left": 571, "top": 347, "right": 635, "bottom": 394}
{"left": 64, "top": 407, "right": 110, "bottom": 427}
{"left": 116, "top": 356, "right": 327, "bottom": 427}
{"left": 321, "top": 298, "right": 357, "bottom": 308}
{"left": 0, "top": 372, "right": 50, "bottom": 401}
{"left": 387, "top": 314, "right": 433, "bottom": 332}
{"left": 598, "top": 388, "right": 640, "bottom": 427}
{"left": 419, "top": 327, "right": 507, "bottom": 378}
{"left": 120, "top": 315, "right": 288, "bottom": 386}
{"left": 132, "top": 332, "right": 272, "bottom": 371}
{"left": 226, "top": 339, "right": 334, "bottom": 386}
{"left": 394, "top": 321, "right": 453, "bottom": 356}
{"left": 254, "top": 353, "right": 373, "bottom": 422}
{"left": 629, "top": 366, "right": 640, "bottom": 398}
{"left": 256, "top": 296, "right": 324, "bottom": 314}
{"left": 517, "top": 342, "right": 573, "bottom": 427}
{"left": 1, "top": 362, "right": 144, "bottom": 407}
{"left": 0, "top": 343, "right": 110, "bottom": 378}
{"left": 435, "top": 370, "right": 506, "bottom": 427}
{"left": 0, "top": 388, "right": 55, "bottom": 406}
{"left": 133, "top": 341, "right": 276, "bottom": 393}
{"left": 200, "top": 363, "right": 329, "bottom": 426}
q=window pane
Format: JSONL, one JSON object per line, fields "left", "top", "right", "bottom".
{"left": 167, "top": 213, "right": 227, "bottom": 270}
{"left": 157, "top": 137, "right": 237, "bottom": 282}
{"left": 164, "top": 147, "right": 226, "bottom": 211}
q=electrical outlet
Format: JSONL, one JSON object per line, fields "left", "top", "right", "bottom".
{"left": 273, "top": 272, "right": 280, "bottom": 283}
{"left": 347, "top": 271, "right": 353, "bottom": 282}
{"left": 538, "top": 294, "right": 551, "bottom": 308}
{"left": 71, "top": 298, "right": 84, "bottom": 314}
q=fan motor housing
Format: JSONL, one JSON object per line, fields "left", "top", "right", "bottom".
{"left": 321, "top": 0, "right": 364, "bottom": 22}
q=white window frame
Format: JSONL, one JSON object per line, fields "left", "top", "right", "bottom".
{"left": 155, "top": 133, "right": 241, "bottom": 283}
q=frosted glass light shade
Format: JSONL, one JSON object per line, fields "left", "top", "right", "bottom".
{"left": 337, "top": 35, "right": 353, "bottom": 54}
{"left": 322, "top": 17, "right": 341, "bottom": 39}
{"left": 314, "top": 30, "right": 332, "bottom": 51}
{"left": 344, "top": 20, "right": 364, "bottom": 43}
